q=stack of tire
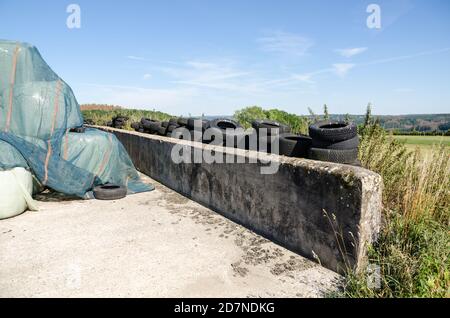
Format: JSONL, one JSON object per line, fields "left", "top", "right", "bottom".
{"left": 308, "top": 121, "right": 360, "bottom": 165}
{"left": 130, "top": 117, "right": 182, "bottom": 137}
{"left": 203, "top": 118, "right": 248, "bottom": 148}
{"left": 132, "top": 118, "right": 165, "bottom": 136}
{"left": 166, "top": 118, "right": 181, "bottom": 137}
{"left": 108, "top": 116, "right": 129, "bottom": 129}
{"left": 252, "top": 120, "right": 312, "bottom": 158}
{"left": 176, "top": 117, "right": 209, "bottom": 141}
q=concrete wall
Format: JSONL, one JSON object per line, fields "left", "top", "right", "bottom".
{"left": 98, "top": 126, "right": 382, "bottom": 273}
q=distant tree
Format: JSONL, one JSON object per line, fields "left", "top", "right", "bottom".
{"left": 438, "top": 122, "right": 450, "bottom": 131}
{"left": 323, "top": 104, "right": 329, "bottom": 120}
{"left": 364, "top": 103, "right": 372, "bottom": 128}
{"left": 415, "top": 125, "right": 432, "bottom": 132}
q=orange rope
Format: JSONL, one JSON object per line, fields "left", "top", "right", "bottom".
{"left": 5, "top": 45, "right": 20, "bottom": 132}
{"left": 96, "top": 134, "right": 113, "bottom": 178}
{"left": 43, "top": 80, "right": 62, "bottom": 185}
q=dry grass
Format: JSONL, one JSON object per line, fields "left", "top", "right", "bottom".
{"left": 342, "top": 123, "right": 450, "bottom": 298}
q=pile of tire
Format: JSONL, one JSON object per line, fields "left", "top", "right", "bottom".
{"left": 252, "top": 120, "right": 312, "bottom": 158}
{"left": 205, "top": 118, "right": 250, "bottom": 148}
{"left": 130, "top": 117, "right": 178, "bottom": 137}
{"left": 107, "top": 116, "right": 129, "bottom": 129}
{"left": 130, "top": 117, "right": 209, "bottom": 138}
{"left": 308, "top": 121, "right": 360, "bottom": 165}
{"left": 123, "top": 116, "right": 360, "bottom": 165}
{"left": 177, "top": 117, "right": 209, "bottom": 140}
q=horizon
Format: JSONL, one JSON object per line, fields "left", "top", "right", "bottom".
{"left": 80, "top": 103, "right": 450, "bottom": 117}
{"left": 1, "top": 0, "right": 450, "bottom": 116}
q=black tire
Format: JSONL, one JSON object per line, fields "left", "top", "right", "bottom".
{"left": 206, "top": 119, "right": 243, "bottom": 147}
{"left": 157, "top": 126, "right": 167, "bottom": 135}
{"left": 312, "top": 135, "right": 360, "bottom": 150}
{"left": 309, "top": 121, "right": 357, "bottom": 142}
{"left": 113, "top": 116, "right": 128, "bottom": 127}
{"left": 93, "top": 184, "right": 127, "bottom": 200}
{"left": 252, "top": 120, "right": 290, "bottom": 136}
{"left": 138, "top": 128, "right": 145, "bottom": 133}
{"left": 161, "top": 121, "right": 169, "bottom": 128}
{"left": 279, "top": 134, "right": 312, "bottom": 158}
{"left": 70, "top": 126, "right": 86, "bottom": 133}
{"left": 142, "top": 119, "right": 161, "bottom": 133}
{"left": 169, "top": 118, "right": 178, "bottom": 126}
{"left": 186, "top": 118, "right": 198, "bottom": 129}
{"left": 308, "top": 147, "right": 358, "bottom": 164}
{"left": 140, "top": 117, "right": 152, "bottom": 124}
{"left": 187, "top": 118, "right": 209, "bottom": 130}
{"left": 209, "top": 118, "right": 241, "bottom": 130}
{"left": 166, "top": 124, "right": 179, "bottom": 133}
{"left": 177, "top": 117, "right": 188, "bottom": 126}
{"left": 130, "top": 122, "right": 141, "bottom": 131}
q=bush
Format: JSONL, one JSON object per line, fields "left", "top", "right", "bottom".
{"left": 82, "top": 108, "right": 173, "bottom": 130}
{"left": 234, "top": 106, "right": 310, "bottom": 134}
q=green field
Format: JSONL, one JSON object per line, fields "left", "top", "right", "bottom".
{"left": 394, "top": 135, "right": 450, "bottom": 147}
{"left": 393, "top": 135, "right": 450, "bottom": 156}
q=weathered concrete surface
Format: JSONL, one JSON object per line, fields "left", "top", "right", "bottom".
{"left": 97, "top": 127, "right": 383, "bottom": 274}
{"left": 0, "top": 175, "right": 340, "bottom": 298}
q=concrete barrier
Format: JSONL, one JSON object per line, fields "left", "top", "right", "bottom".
{"left": 97, "top": 126, "right": 382, "bottom": 273}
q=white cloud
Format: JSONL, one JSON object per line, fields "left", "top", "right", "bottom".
{"left": 333, "top": 63, "right": 355, "bottom": 77}
{"left": 364, "top": 47, "right": 450, "bottom": 66}
{"left": 162, "top": 59, "right": 255, "bottom": 92}
{"left": 335, "top": 47, "right": 368, "bottom": 58}
{"left": 292, "top": 74, "right": 315, "bottom": 84}
{"left": 143, "top": 73, "right": 152, "bottom": 80}
{"left": 126, "top": 55, "right": 146, "bottom": 61}
{"left": 257, "top": 31, "right": 314, "bottom": 56}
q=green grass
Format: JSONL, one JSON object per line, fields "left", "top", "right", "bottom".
{"left": 394, "top": 135, "right": 450, "bottom": 147}
{"left": 342, "top": 124, "right": 450, "bottom": 298}
{"left": 393, "top": 135, "right": 450, "bottom": 157}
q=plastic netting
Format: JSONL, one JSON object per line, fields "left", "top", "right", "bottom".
{"left": 0, "top": 40, "right": 153, "bottom": 198}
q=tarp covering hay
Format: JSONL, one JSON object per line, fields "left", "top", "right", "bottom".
{"left": 0, "top": 40, "right": 153, "bottom": 199}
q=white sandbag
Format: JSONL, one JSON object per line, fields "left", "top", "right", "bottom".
{"left": 0, "top": 167, "right": 38, "bottom": 220}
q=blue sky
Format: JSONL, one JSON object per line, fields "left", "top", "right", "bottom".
{"left": 1, "top": 0, "right": 449, "bottom": 115}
